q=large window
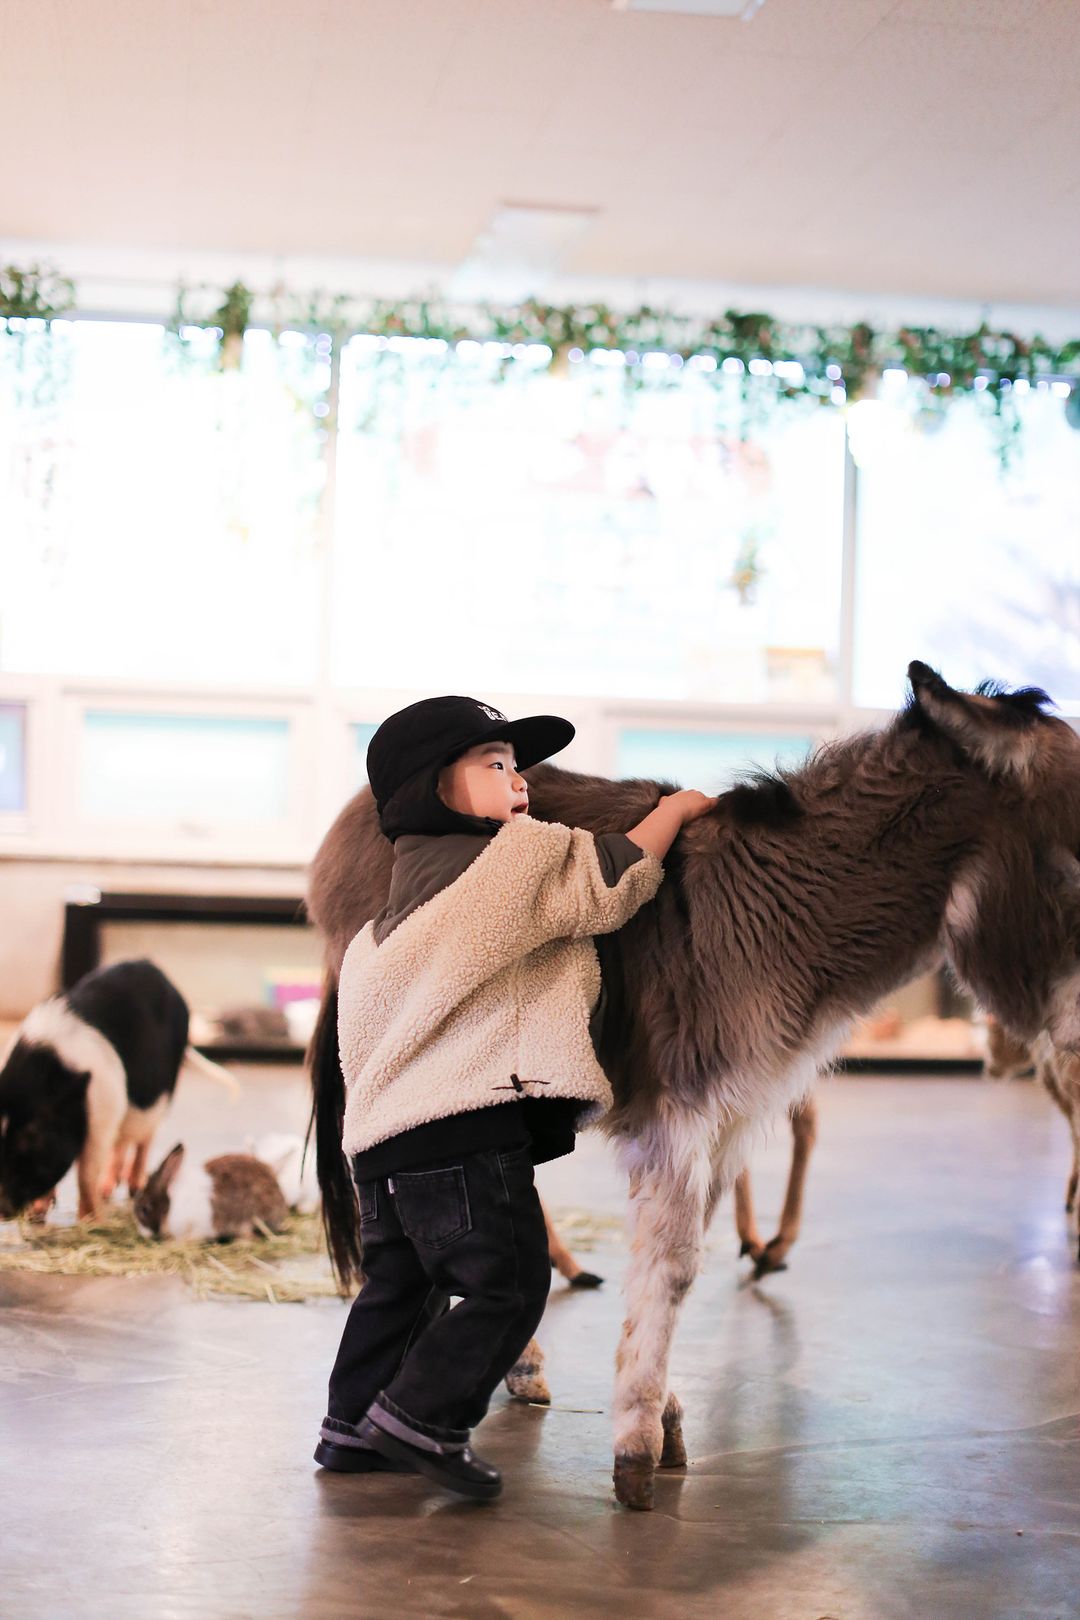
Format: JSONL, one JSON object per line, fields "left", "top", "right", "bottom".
{"left": 332, "top": 341, "right": 846, "bottom": 704}
{"left": 3, "top": 314, "right": 1079, "bottom": 861}
{"left": 853, "top": 389, "right": 1080, "bottom": 713}
{"left": 0, "top": 321, "right": 327, "bottom": 687}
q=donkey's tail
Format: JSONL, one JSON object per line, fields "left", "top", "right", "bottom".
{"left": 305, "top": 979, "right": 362, "bottom": 1291}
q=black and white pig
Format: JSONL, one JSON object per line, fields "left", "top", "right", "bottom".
{"left": 0, "top": 958, "right": 237, "bottom": 1221}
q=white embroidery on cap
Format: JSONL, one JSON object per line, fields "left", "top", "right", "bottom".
{"left": 478, "top": 704, "right": 507, "bottom": 723}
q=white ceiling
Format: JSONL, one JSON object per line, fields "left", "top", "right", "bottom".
{"left": 3, "top": 0, "right": 1079, "bottom": 309}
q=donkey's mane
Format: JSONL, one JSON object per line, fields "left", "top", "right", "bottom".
{"left": 722, "top": 771, "right": 803, "bottom": 829}
{"left": 973, "top": 680, "right": 1055, "bottom": 719}
{"left": 709, "top": 728, "right": 883, "bottom": 829}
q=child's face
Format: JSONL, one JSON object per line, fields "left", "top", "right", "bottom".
{"left": 438, "top": 741, "right": 529, "bottom": 823}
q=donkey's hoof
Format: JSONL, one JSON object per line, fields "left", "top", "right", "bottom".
{"left": 613, "top": 1454, "right": 655, "bottom": 1510}
{"left": 505, "top": 1371, "right": 551, "bottom": 1404}
{"left": 753, "top": 1238, "right": 790, "bottom": 1277}
{"left": 659, "top": 1422, "right": 687, "bottom": 1469}
{"left": 504, "top": 1358, "right": 550, "bottom": 1405}
{"left": 660, "top": 1393, "right": 687, "bottom": 1468}
{"left": 738, "top": 1238, "right": 762, "bottom": 1260}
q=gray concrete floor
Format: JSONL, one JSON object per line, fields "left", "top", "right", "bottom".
{"left": 2, "top": 1070, "right": 1079, "bottom": 1620}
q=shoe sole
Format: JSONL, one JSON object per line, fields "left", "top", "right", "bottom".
{"left": 313, "top": 1439, "right": 414, "bottom": 1474}
{"left": 362, "top": 1425, "right": 503, "bottom": 1501}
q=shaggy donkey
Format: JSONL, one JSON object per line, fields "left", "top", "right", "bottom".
{"left": 309, "top": 662, "right": 1080, "bottom": 1510}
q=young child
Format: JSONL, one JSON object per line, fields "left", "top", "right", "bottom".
{"left": 314, "top": 695, "right": 714, "bottom": 1500}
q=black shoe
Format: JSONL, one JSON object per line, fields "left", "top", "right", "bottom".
{"left": 358, "top": 1418, "right": 502, "bottom": 1501}
{"left": 314, "top": 1438, "right": 415, "bottom": 1474}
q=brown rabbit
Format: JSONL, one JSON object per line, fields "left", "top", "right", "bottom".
{"left": 134, "top": 1143, "right": 288, "bottom": 1240}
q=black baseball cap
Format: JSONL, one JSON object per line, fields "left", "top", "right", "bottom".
{"left": 366, "top": 695, "right": 575, "bottom": 814}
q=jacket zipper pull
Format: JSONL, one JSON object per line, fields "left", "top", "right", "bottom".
{"left": 387, "top": 1177, "right": 396, "bottom": 1194}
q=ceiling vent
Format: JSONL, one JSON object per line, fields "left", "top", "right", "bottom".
{"left": 450, "top": 204, "right": 599, "bottom": 303}
{"left": 612, "top": 0, "right": 766, "bottom": 17}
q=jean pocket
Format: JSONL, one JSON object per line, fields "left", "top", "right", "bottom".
{"left": 355, "top": 1181, "right": 378, "bottom": 1225}
{"left": 392, "top": 1166, "right": 472, "bottom": 1249}
{"left": 496, "top": 1145, "right": 533, "bottom": 1174}
{"left": 496, "top": 1146, "right": 538, "bottom": 1205}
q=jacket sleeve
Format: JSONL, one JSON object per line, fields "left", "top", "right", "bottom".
{"left": 526, "top": 824, "right": 664, "bottom": 942}
{"left": 594, "top": 832, "right": 646, "bottom": 888}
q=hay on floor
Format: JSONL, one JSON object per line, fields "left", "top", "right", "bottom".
{"left": 546, "top": 1208, "right": 624, "bottom": 1248}
{"left": 0, "top": 1205, "right": 344, "bottom": 1303}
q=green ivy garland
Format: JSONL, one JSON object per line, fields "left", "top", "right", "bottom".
{"left": 0, "top": 264, "right": 76, "bottom": 418}
{"left": 7, "top": 265, "right": 1080, "bottom": 457}
{"left": 0, "top": 262, "right": 76, "bottom": 324}
{"left": 165, "top": 280, "right": 1080, "bottom": 387}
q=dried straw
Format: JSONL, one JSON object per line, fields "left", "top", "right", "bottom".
{"left": 545, "top": 1208, "right": 624, "bottom": 1249}
{"left": 0, "top": 1206, "right": 344, "bottom": 1303}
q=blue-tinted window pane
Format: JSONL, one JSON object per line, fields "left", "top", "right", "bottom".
{"left": 352, "top": 722, "right": 378, "bottom": 788}
{"left": 79, "top": 712, "right": 290, "bottom": 823}
{"left": 616, "top": 728, "right": 814, "bottom": 792}
{"left": 0, "top": 702, "right": 27, "bottom": 812}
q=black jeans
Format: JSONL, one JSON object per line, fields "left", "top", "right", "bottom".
{"left": 326, "top": 1145, "right": 551, "bottom": 1442}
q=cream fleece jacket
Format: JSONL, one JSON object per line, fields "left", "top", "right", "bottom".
{"left": 338, "top": 815, "right": 664, "bottom": 1156}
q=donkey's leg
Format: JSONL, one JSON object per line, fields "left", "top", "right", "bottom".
{"left": 544, "top": 1199, "right": 603, "bottom": 1289}
{"left": 1038, "top": 1054, "right": 1079, "bottom": 1214}
{"left": 659, "top": 1390, "right": 687, "bottom": 1468}
{"left": 505, "top": 1200, "right": 602, "bottom": 1402}
{"left": 611, "top": 1133, "right": 712, "bottom": 1511}
{"left": 504, "top": 1336, "right": 551, "bottom": 1404}
{"left": 1063, "top": 1093, "right": 1080, "bottom": 1218}
{"left": 1063, "top": 1087, "right": 1080, "bottom": 1249}
{"left": 754, "top": 1095, "right": 818, "bottom": 1277}
{"left": 732, "top": 1168, "right": 765, "bottom": 1264}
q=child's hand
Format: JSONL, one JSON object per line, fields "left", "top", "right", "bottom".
{"left": 662, "top": 789, "right": 718, "bottom": 824}
{"left": 627, "top": 789, "right": 718, "bottom": 860}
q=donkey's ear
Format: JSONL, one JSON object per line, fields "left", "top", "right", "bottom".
{"left": 907, "top": 661, "right": 1047, "bottom": 778}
